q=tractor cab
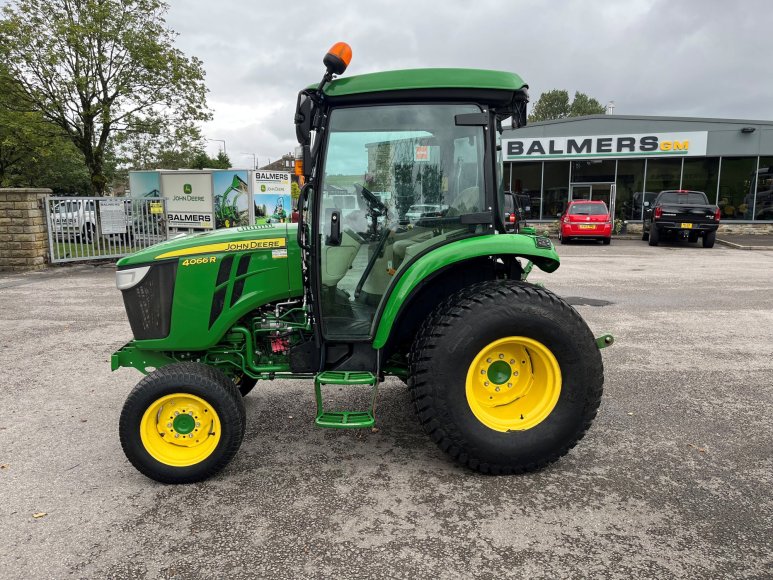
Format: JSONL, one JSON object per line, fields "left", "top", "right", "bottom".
{"left": 294, "top": 44, "right": 531, "bottom": 367}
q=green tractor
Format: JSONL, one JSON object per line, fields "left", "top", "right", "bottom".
{"left": 113, "top": 43, "right": 613, "bottom": 484}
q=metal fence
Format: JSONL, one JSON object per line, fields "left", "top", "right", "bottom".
{"left": 45, "top": 196, "right": 168, "bottom": 263}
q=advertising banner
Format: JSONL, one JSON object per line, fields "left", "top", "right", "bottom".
{"left": 212, "top": 170, "right": 250, "bottom": 229}
{"left": 128, "top": 171, "right": 161, "bottom": 198}
{"left": 253, "top": 171, "right": 291, "bottom": 223}
{"left": 503, "top": 131, "right": 709, "bottom": 161}
{"left": 160, "top": 172, "right": 215, "bottom": 229}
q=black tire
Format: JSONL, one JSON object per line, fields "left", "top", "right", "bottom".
{"left": 558, "top": 230, "right": 567, "bottom": 245}
{"left": 233, "top": 373, "right": 258, "bottom": 397}
{"left": 641, "top": 223, "right": 649, "bottom": 241}
{"left": 703, "top": 230, "right": 716, "bottom": 248}
{"left": 602, "top": 237, "right": 611, "bottom": 245}
{"left": 409, "top": 280, "right": 604, "bottom": 474}
{"left": 119, "top": 362, "right": 246, "bottom": 484}
{"left": 648, "top": 224, "right": 660, "bottom": 246}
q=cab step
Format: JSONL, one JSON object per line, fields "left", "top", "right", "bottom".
{"left": 314, "top": 371, "right": 378, "bottom": 429}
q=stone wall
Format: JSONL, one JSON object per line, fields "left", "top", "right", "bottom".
{"left": 0, "top": 188, "right": 52, "bottom": 272}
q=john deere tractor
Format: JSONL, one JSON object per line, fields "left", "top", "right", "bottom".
{"left": 113, "top": 43, "right": 612, "bottom": 484}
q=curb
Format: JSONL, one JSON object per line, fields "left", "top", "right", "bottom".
{"left": 716, "top": 239, "right": 773, "bottom": 251}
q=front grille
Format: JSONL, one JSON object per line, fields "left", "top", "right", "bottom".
{"left": 121, "top": 262, "right": 177, "bottom": 340}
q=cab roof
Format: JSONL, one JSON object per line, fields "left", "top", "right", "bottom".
{"left": 311, "top": 68, "right": 528, "bottom": 107}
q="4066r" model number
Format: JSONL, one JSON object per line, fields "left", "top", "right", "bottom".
{"left": 182, "top": 256, "right": 216, "bottom": 266}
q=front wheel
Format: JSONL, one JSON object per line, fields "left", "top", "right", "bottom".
{"left": 119, "top": 362, "right": 246, "bottom": 484}
{"left": 409, "top": 281, "right": 604, "bottom": 474}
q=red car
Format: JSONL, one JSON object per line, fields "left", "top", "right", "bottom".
{"left": 558, "top": 200, "right": 612, "bottom": 245}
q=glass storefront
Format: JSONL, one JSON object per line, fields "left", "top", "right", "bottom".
{"left": 508, "top": 155, "right": 773, "bottom": 222}
{"left": 616, "top": 159, "right": 645, "bottom": 221}
{"left": 542, "top": 161, "right": 569, "bottom": 219}
{"left": 718, "top": 157, "right": 757, "bottom": 220}
{"left": 682, "top": 157, "right": 720, "bottom": 203}
{"left": 508, "top": 161, "right": 541, "bottom": 219}
{"left": 755, "top": 157, "right": 773, "bottom": 220}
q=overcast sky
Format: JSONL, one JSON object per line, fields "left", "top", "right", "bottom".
{"left": 16, "top": 0, "right": 773, "bottom": 167}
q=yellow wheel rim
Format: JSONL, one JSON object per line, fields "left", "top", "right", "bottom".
{"left": 465, "top": 336, "right": 561, "bottom": 432}
{"left": 139, "top": 393, "right": 222, "bottom": 467}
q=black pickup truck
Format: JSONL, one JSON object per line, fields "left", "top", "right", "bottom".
{"left": 642, "top": 190, "right": 721, "bottom": 248}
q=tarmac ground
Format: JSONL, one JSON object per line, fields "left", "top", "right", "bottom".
{"left": 1, "top": 239, "right": 771, "bottom": 579}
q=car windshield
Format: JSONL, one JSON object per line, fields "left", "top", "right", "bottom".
{"left": 659, "top": 191, "right": 709, "bottom": 205}
{"left": 569, "top": 203, "right": 608, "bottom": 216}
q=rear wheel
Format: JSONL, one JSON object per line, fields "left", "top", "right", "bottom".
{"left": 602, "top": 237, "right": 611, "bottom": 245}
{"left": 409, "top": 281, "right": 604, "bottom": 474}
{"left": 558, "top": 229, "right": 567, "bottom": 244}
{"left": 119, "top": 362, "right": 246, "bottom": 484}
{"left": 648, "top": 224, "right": 660, "bottom": 246}
{"left": 703, "top": 230, "right": 716, "bottom": 248}
{"left": 641, "top": 223, "right": 649, "bottom": 241}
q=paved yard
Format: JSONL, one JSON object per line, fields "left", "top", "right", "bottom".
{"left": 1, "top": 239, "right": 771, "bottom": 579}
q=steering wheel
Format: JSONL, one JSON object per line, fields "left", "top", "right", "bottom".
{"left": 354, "top": 183, "right": 388, "bottom": 216}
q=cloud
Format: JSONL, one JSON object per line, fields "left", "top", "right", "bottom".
{"left": 164, "top": 0, "right": 773, "bottom": 161}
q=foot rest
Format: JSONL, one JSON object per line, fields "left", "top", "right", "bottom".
{"left": 315, "top": 411, "right": 375, "bottom": 429}
{"left": 314, "top": 371, "right": 378, "bottom": 429}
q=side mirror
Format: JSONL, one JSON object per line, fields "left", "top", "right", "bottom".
{"left": 294, "top": 92, "right": 312, "bottom": 146}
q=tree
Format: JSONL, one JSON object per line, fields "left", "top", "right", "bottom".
{"left": 0, "top": 66, "right": 92, "bottom": 192}
{"left": 290, "top": 182, "right": 301, "bottom": 202}
{"left": 0, "top": 0, "right": 211, "bottom": 194}
{"left": 528, "top": 90, "right": 606, "bottom": 123}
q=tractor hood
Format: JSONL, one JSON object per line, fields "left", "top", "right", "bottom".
{"left": 117, "top": 223, "right": 297, "bottom": 268}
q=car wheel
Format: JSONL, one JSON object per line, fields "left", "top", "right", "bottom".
{"left": 81, "top": 223, "right": 96, "bottom": 244}
{"left": 703, "top": 230, "right": 716, "bottom": 248}
{"left": 602, "top": 237, "right": 611, "bottom": 245}
{"left": 119, "top": 362, "right": 246, "bottom": 484}
{"left": 558, "top": 230, "right": 567, "bottom": 245}
{"left": 641, "top": 222, "right": 649, "bottom": 241}
{"left": 648, "top": 224, "right": 660, "bottom": 246}
{"left": 408, "top": 280, "right": 604, "bottom": 474}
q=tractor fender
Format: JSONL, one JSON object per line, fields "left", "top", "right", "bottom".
{"left": 371, "top": 234, "right": 559, "bottom": 349}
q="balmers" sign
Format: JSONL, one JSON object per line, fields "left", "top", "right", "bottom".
{"left": 503, "top": 132, "right": 708, "bottom": 160}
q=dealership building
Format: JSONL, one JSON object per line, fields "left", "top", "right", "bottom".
{"left": 501, "top": 115, "right": 773, "bottom": 225}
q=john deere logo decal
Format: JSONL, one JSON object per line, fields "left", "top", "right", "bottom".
{"left": 183, "top": 183, "right": 192, "bottom": 194}
{"left": 261, "top": 184, "right": 266, "bottom": 192}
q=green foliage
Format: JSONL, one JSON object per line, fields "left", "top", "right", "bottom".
{"left": 0, "top": 0, "right": 211, "bottom": 194}
{"left": 0, "top": 67, "right": 92, "bottom": 192}
{"left": 393, "top": 162, "right": 416, "bottom": 220}
{"left": 528, "top": 90, "right": 606, "bottom": 123}
{"left": 290, "top": 182, "right": 301, "bottom": 201}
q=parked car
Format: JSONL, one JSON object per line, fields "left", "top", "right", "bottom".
{"left": 405, "top": 203, "right": 447, "bottom": 222}
{"left": 504, "top": 191, "right": 525, "bottom": 233}
{"left": 642, "top": 190, "right": 720, "bottom": 248}
{"left": 558, "top": 200, "right": 612, "bottom": 245}
{"left": 631, "top": 191, "right": 658, "bottom": 220}
{"left": 50, "top": 199, "right": 97, "bottom": 242}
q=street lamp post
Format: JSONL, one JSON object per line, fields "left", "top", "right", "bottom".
{"left": 241, "top": 152, "right": 256, "bottom": 169}
{"left": 207, "top": 138, "right": 227, "bottom": 155}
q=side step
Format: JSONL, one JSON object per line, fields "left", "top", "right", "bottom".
{"left": 314, "top": 371, "right": 378, "bottom": 429}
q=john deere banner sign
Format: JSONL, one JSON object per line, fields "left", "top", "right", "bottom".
{"left": 253, "top": 171, "right": 291, "bottom": 223}
{"left": 503, "top": 131, "right": 709, "bottom": 160}
{"left": 160, "top": 172, "right": 215, "bottom": 229}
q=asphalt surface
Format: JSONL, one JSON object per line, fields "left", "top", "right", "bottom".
{"left": 1, "top": 239, "right": 771, "bottom": 579}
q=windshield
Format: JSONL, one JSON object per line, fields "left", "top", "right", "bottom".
{"left": 569, "top": 203, "right": 608, "bottom": 216}
{"left": 658, "top": 191, "right": 709, "bottom": 205}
